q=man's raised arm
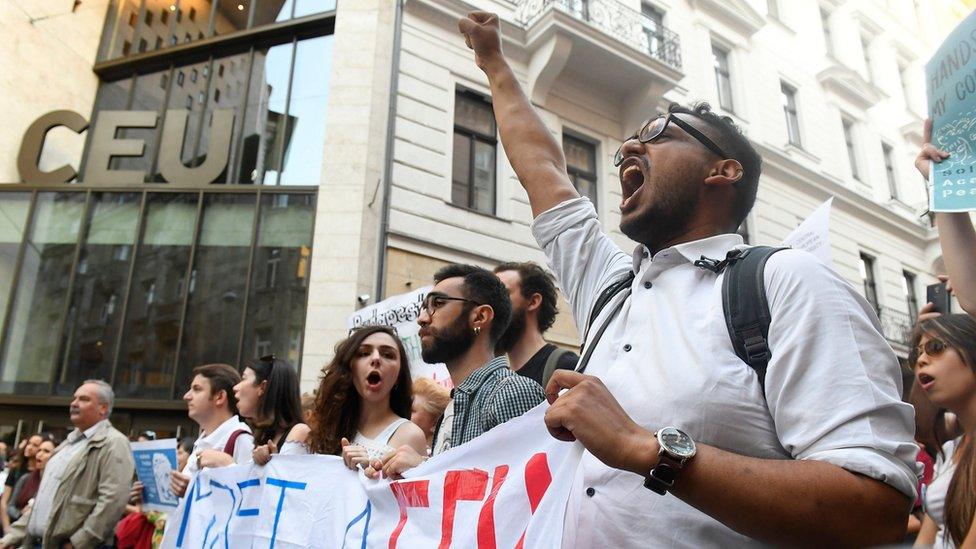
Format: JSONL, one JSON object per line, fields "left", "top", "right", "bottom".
{"left": 458, "top": 12, "right": 580, "bottom": 217}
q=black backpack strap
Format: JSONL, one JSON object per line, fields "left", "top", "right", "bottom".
{"left": 576, "top": 273, "right": 634, "bottom": 375}
{"left": 721, "top": 246, "right": 788, "bottom": 391}
{"left": 581, "top": 271, "right": 635, "bottom": 347}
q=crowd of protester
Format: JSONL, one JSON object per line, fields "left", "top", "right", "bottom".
{"left": 0, "top": 10, "right": 975, "bottom": 548}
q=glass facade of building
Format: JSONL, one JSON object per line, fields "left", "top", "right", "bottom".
{"left": 0, "top": 0, "right": 334, "bottom": 439}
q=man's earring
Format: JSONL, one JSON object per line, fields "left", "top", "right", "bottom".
{"left": 474, "top": 326, "right": 481, "bottom": 335}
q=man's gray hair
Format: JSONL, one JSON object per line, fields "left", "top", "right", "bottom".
{"left": 82, "top": 379, "right": 114, "bottom": 415}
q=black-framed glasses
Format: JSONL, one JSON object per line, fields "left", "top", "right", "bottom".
{"left": 421, "top": 293, "right": 483, "bottom": 315}
{"left": 613, "top": 113, "right": 730, "bottom": 167}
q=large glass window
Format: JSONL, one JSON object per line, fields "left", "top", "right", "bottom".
{"left": 116, "top": 193, "right": 198, "bottom": 399}
{"left": 641, "top": 3, "right": 665, "bottom": 57}
{"left": 280, "top": 36, "right": 333, "bottom": 185}
{"left": 56, "top": 193, "right": 141, "bottom": 395}
{"left": 0, "top": 193, "right": 85, "bottom": 395}
{"left": 176, "top": 193, "right": 256, "bottom": 390}
{"left": 89, "top": 34, "right": 332, "bottom": 186}
{"left": 99, "top": 0, "right": 334, "bottom": 62}
{"left": 820, "top": 8, "right": 834, "bottom": 57}
{"left": 0, "top": 194, "right": 32, "bottom": 341}
{"left": 240, "top": 193, "right": 314, "bottom": 365}
{"left": 452, "top": 90, "right": 497, "bottom": 215}
{"left": 563, "top": 134, "right": 598, "bottom": 208}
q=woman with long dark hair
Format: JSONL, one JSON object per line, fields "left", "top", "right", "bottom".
{"left": 234, "top": 355, "right": 309, "bottom": 464}
{"left": 911, "top": 314, "right": 976, "bottom": 547}
{"left": 307, "top": 326, "right": 426, "bottom": 468}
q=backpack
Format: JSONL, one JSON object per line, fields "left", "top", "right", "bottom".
{"left": 541, "top": 346, "right": 576, "bottom": 388}
{"left": 222, "top": 429, "right": 249, "bottom": 456}
{"left": 577, "top": 246, "right": 787, "bottom": 391}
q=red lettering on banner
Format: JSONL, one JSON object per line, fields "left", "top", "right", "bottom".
{"left": 439, "top": 469, "right": 488, "bottom": 548}
{"left": 515, "top": 453, "right": 553, "bottom": 549}
{"left": 476, "top": 465, "right": 509, "bottom": 549}
{"left": 388, "top": 480, "right": 430, "bottom": 549}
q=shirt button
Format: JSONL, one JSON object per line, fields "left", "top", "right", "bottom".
{"left": 643, "top": 281, "right": 652, "bottom": 289}
{"left": 623, "top": 344, "right": 632, "bottom": 352}
{"left": 586, "top": 487, "right": 596, "bottom": 497}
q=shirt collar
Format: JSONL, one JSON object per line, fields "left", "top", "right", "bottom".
{"left": 196, "top": 415, "right": 250, "bottom": 449}
{"left": 69, "top": 418, "right": 109, "bottom": 443}
{"left": 453, "top": 356, "right": 511, "bottom": 396}
{"left": 631, "top": 233, "right": 745, "bottom": 272}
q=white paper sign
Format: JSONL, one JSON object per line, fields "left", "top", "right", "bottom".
{"left": 162, "top": 404, "right": 581, "bottom": 548}
{"left": 782, "top": 198, "right": 833, "bottom": 265}
{"left": 347, "top": 286, "right": 451, "bottom": 387}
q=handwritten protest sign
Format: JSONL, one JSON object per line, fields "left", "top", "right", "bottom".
{"left": 161, "top": 404, "right": 581, "bottom": 548}
{"left": 783, "top": 198, "right": 833, "bottom": 266}
{"left": 131, "top": 439, "right": 180, "bottom": 513}
{"left": 926, "top": 9, "right": 976, "bottom": 211}
{"left": 348, "top": 286, "right": 451, "bottom": 387}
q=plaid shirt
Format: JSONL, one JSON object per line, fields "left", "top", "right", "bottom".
{"left": 433, "top": 356, "right": 544, "bottom": 453}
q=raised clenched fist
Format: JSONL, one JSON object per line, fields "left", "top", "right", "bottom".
{"left": 458, "top": 11, "right": 503, "bottom": 71}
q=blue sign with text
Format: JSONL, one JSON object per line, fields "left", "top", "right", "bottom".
{"left": 926, "top": 8, "right": 976, "bottom": 212}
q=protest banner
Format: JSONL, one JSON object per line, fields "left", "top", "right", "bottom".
{"left": 131, "top": 438, "right": 180, "bottom": 513}
{"left": 783, "top": 198, "right": 833, "bottom": 266}
{"left": 348, "top": 286, "right": 451, "bottom": 387}
{"left": 161, "top": 404, "right": 581, "bottom": 548}
{"left": 926, "top": 8, "right": 976, "bottom": 212}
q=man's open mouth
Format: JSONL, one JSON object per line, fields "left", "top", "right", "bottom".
{"left": 618, "top": 157, "right": 646, "bottom": 211}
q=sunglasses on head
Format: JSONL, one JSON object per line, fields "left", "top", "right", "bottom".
{"left": 347, "top": 325, "right": 400, "bottom": 337}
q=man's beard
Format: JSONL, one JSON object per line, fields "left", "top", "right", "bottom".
{"left": 421, "top": 313, "right": 477, "bottom": 364}
{"left": 620, "top": 175, "right": 700, "bottom": 252}
{"left": 495, "top": 304, "right": 526, "bottom": 355}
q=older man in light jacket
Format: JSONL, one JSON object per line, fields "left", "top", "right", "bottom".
{"left": 1, "top": 380, "right": 134, "bottom": 549}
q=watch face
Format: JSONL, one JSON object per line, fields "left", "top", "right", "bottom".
{"left": 658, "top": 427, "right": 696, "bottom": 458}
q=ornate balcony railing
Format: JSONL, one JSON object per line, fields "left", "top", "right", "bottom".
{"left": 515, "top": 0, "right": 682, "bottom": 71}
{"left": 878, "top": 306, "right": 914, "bottom": 347}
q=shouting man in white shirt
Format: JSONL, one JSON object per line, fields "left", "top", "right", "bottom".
{"left": 458, "top": 12, "right": 918, "bottom": 548}
{"left": 169, "top": 363, "right": 254, "bottom": 498}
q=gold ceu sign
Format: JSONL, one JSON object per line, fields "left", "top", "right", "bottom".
{"left": 17, "top": 109, "right": 234, "bottom": 185}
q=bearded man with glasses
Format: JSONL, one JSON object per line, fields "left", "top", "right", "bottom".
{"left": 454, "top": 11, "right": 919, "bottom": 548}
{"left": 368, "top": 264, "right": 544, "bottom": 480}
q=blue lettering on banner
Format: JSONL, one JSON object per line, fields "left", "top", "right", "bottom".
{"left": 201, "top": 516, "right": 217, "bottom": 549}
{"left": 209, "top": 480, "right": 237, "bottom": 549}
{"left": 341, "top": 501, "right": 372, "bottom": 549}
{"left": 175, "top": 479, "right": 200, "bottom": 547}
{"left": 266, "top": 477, "right": 308, "bottom": 548}
{"left": 237, "top": 478, "right": 262, "bottom": 517}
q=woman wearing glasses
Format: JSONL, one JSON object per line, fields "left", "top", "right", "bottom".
{"left": 233, "top": 355, "right": 309, "bottom": 464}
{"left": 911, "top": 314, "right": 976, "bottom": 548}
{"left": 306, "top": 326, "right": 427, "bottom": 469}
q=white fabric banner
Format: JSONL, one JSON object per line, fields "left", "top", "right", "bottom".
{"left": 347, "top": 286, "right": 452, "bottom": 387}
{"left": 161, "top": 404, "right": 581, "bottom": 548}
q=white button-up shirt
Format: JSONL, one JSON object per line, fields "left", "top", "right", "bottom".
{"left": 27, "top": 419, "right": 109, "bottom": 537}
{"left": 182, "top": 415, "right": 253, "bottom": 477}
{"left": 532, "top": 198, "right": 918, "bottom": 548}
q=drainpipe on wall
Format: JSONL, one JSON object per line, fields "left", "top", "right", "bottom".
{"left": 372, "top": 0, "right": 404, "bottom": 302}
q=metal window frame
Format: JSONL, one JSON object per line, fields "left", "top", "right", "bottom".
{"left": 562, "top": 133, "right": 599, "bottom": 208}
{"left": 711, "top": 45, "right": 734, "bottom": 113}
{"left": 859, "top": 252, "right": 880, "bottom": 313}
{"left": 842, "top": 118, "right": 859, "bottom": 181}
{"left": 781, "top": 83, "right": 801, "bottom": 147}
{"left": 882, "top": 142, "right": 898, "bottom": 199}
{"left": 452, "top": 90, "right": 498, "bottom": 215}
{"left": 903, "top": 269, "right": 918, "bottom": 319}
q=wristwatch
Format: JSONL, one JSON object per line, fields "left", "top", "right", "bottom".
{"left": 644, "top": 427, "right": 697, "bottom": 495}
